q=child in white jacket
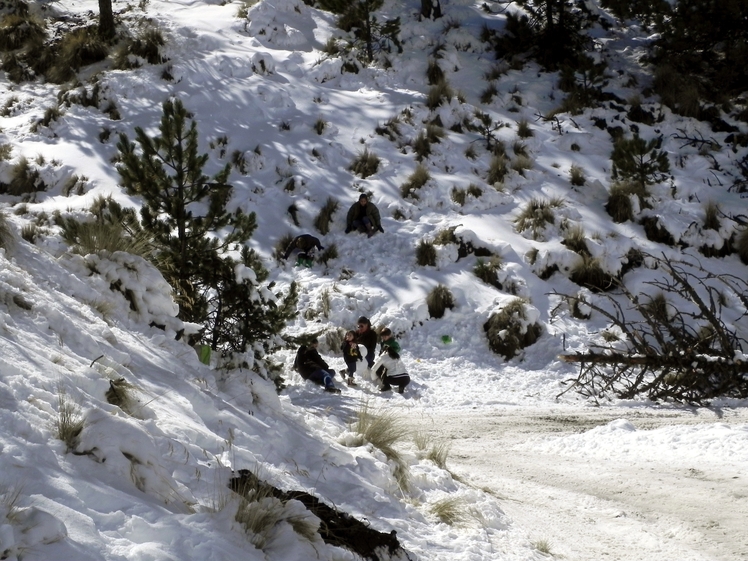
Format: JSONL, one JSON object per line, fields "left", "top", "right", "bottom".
{"left": 370, "top": 346, "right": 411, "bottom": 393}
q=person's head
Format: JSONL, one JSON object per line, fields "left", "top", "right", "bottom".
{"left": 309, "top": 337, "right": 319, "bottom": 347}
{"left": 345, "top": 330, "right": 356, "bottom": 341}
{"left": 386, "top": 346, "right": 400, "bottom": 360}
{"left": 381, "top": 328, "right": 392, "bottom": 340}
{"left": 357, "top": 316, "right": 370, "bottom": 332}
{"left": 358, "top": 194, "right": 368, "bottom": 206}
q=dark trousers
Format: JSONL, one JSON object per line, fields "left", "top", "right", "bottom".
{"left": 304, "top": 369, "right": 335, "bottom": 388}
{"left": 344, "top": 360, "right": 358, "bottom": 377}
{"left": 381, "top": 373, "right": 410, "bottom": 392}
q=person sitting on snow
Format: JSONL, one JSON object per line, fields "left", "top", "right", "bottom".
{"left": 345, "top": 194, "right": 383, "bottom": 238}
{"left": 283, "top": 234, "right": 324, "bottom": 267}
{"left": 293, "top": 338, "right": 340, "bottom": 393}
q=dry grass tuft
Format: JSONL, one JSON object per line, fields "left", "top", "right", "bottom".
{"left": 349, "top": 148, "right": 380, "bottom": 178}
{"left": 430, "top": 496, "right": 469, "bottom": 526}
{"left": 416, "top": 239, "right": 437, "bottom": 266}
{"left": 514, "top": 197, "right": 565, "bottom": 240}
{"left": 55, "top": 384, "right": 84, "bottom": 452}
{"left": 313, "top": 197, "right": 338, "bottom": 235}
{"left": 401, "top": 164, "right": 431, "bottom": 199}
{"left": 427, "top": 284, "right": 455, "bottom": 319}
{"left": 350, "top": 401, "right": 410, "bottom": 490}
{"left": 484, "top": 298, "right": 542, "bottom": 359}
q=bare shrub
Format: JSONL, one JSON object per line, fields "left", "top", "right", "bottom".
{"left": 1, "top": 157, "right": 46, "bottom": 197}
{"left": 415, "top": 239, "right": 437, "bottom": 266}
{"left": 653, "top": 65, "right": 700, "bottom": 118}
{"left": 105, "top": 378, "right": 139, "bottom": 416}
{"left": 427, "top": 284, "right": 455, "bottom": 319}
{"left": 313, "top": 117, "right": 327, "bottom": 135}
{"left": 313, "top": 197, "right": 338, "bottom": 235}
{"left": 375, "top": 115, "right": 401, "bottom": 141}
{"left": 569, "top": 164, "right": 586, "bottom": 186}
{"left": 0, "top": 13, "right": 46, "bottom": 51}
{"left": 561, "top": 224, "right": 589, "bottom": 256}
{"left": 349, "top": 402, "right": 410, "bottom": 490}
{"left": 557, "top": 253, "right": 748, "bottom": 404}
{"left": 703, "top": 201, "right": 720, "bottom": 231}
{"left": 480, "top": 83, "right": 498, "bottom": 104}
{"left": 486, "top": 154, "right": 508, "bottom": 185}
{"left": 510, "top": 154, "right": 533, "bottom": 176}
{"left": 569, "top": 255, "right": 617, "bottom": 293}
{"left": 0, "top": 144, "right": 12, "bottom": 160}
{"left": 473, "top": 256, "right": 503, "bottom": 289}
{"left": 426, "top": 58, "right": 444, "bottom": 85}
{"left": 514, "top": 197, "right": 565, "bottom": 240}
{"left": 426, "top": 80, "right": 454, "bottom": 110}
{"left": 737, "top": 228, "right": 748, "bottom": 265}
{"left": 641, "top": 215, "right": 676, "bottom": 246}
{"left": 400, "top": 164, "right": 430, "bottom": 199}
{"left": 605, "top": 181, "right": 648, "bottom": 223}
{"left": 0, "top": 211, "right": 11, "bottom": 250}
{"left": 484, "top": 298, "right": 542, "bottom": 359}
{"left": 430, "top": 497, "right": 469, "bottom": 526}
{"left": 48, "top": 26, "right": 108, "bottom": 83}
{"left": 451, "top": 187, "right": 466, "bottom": 206}
{"left": 274, "top": 232, "right": 294, "bottom": 261}
{"left": 516, "top": 118, "right": 534, "bottom": 138}
{"left": 30, "top": 106, "right": 62, "bottom": 133}
{"left": 114, "top": 26, "right": 165, "bottom": 69}
{"left": 412, "top": 130, "right": 432, "bottom": 161}
{"left": 349, "top": 148, "right": 380, "bottom": 178}
{"left": 55, "top": 385, "right": 84, "bottom": 452}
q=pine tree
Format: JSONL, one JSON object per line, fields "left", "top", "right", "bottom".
{"left": 320, "top": 0, "right": 402, "bottom": 63}
{"left": 116, "top": 98, "right": 297, "bottom": 370}
{"left": 611, "top": 134, "right": 670, "bottom": 187}
{"left": 512, "top": 0, "right": 592, "bottom": 68}
{"left": 653, "top": 0, "right": 748, "bottom": 100}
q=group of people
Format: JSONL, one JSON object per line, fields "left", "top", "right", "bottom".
{"left": 285, "top": 194, "right": 407, "bottom": 395}
{"left": 282, "top": 193, "right": 384, "bottom": 266}
{"left": 294, "top": 316, "right": 411, "bottom": 394}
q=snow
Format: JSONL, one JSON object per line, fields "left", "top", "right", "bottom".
{"left": 1, "top": 0, "right": 747, "bottom": 560}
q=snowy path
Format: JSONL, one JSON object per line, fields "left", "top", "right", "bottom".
{"left": 408, "top": 407, "right": 748, "bottom": 561}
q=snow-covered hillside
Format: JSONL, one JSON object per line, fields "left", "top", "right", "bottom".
{"left": 1, "top": 0, "right": 747, "bottom": 560}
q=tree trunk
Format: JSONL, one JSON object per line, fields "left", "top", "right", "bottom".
{"left": 98, "top": 0, "right": 115, "bottom": 40}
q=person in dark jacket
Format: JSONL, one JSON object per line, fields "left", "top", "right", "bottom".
{"left": 340, "top": 330, "right": 363, "bottom": 386}
{"left": 355, "top": 316, "right": 378, "bottom": 371}
{"left": 345, "top": 194, "right": 383, "bottom": 238}
{"left": 283, "top": 234, "right": 324, "bottom": 266}
{"left": 295, "top": 339, "right": 340, "bottom": 393}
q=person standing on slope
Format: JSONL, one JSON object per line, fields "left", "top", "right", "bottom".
{"left": 355, "top": 316, "right": 378, "bottom": 373}
{"left": 340, "top": 330, "right": 363, "bottom": 386}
